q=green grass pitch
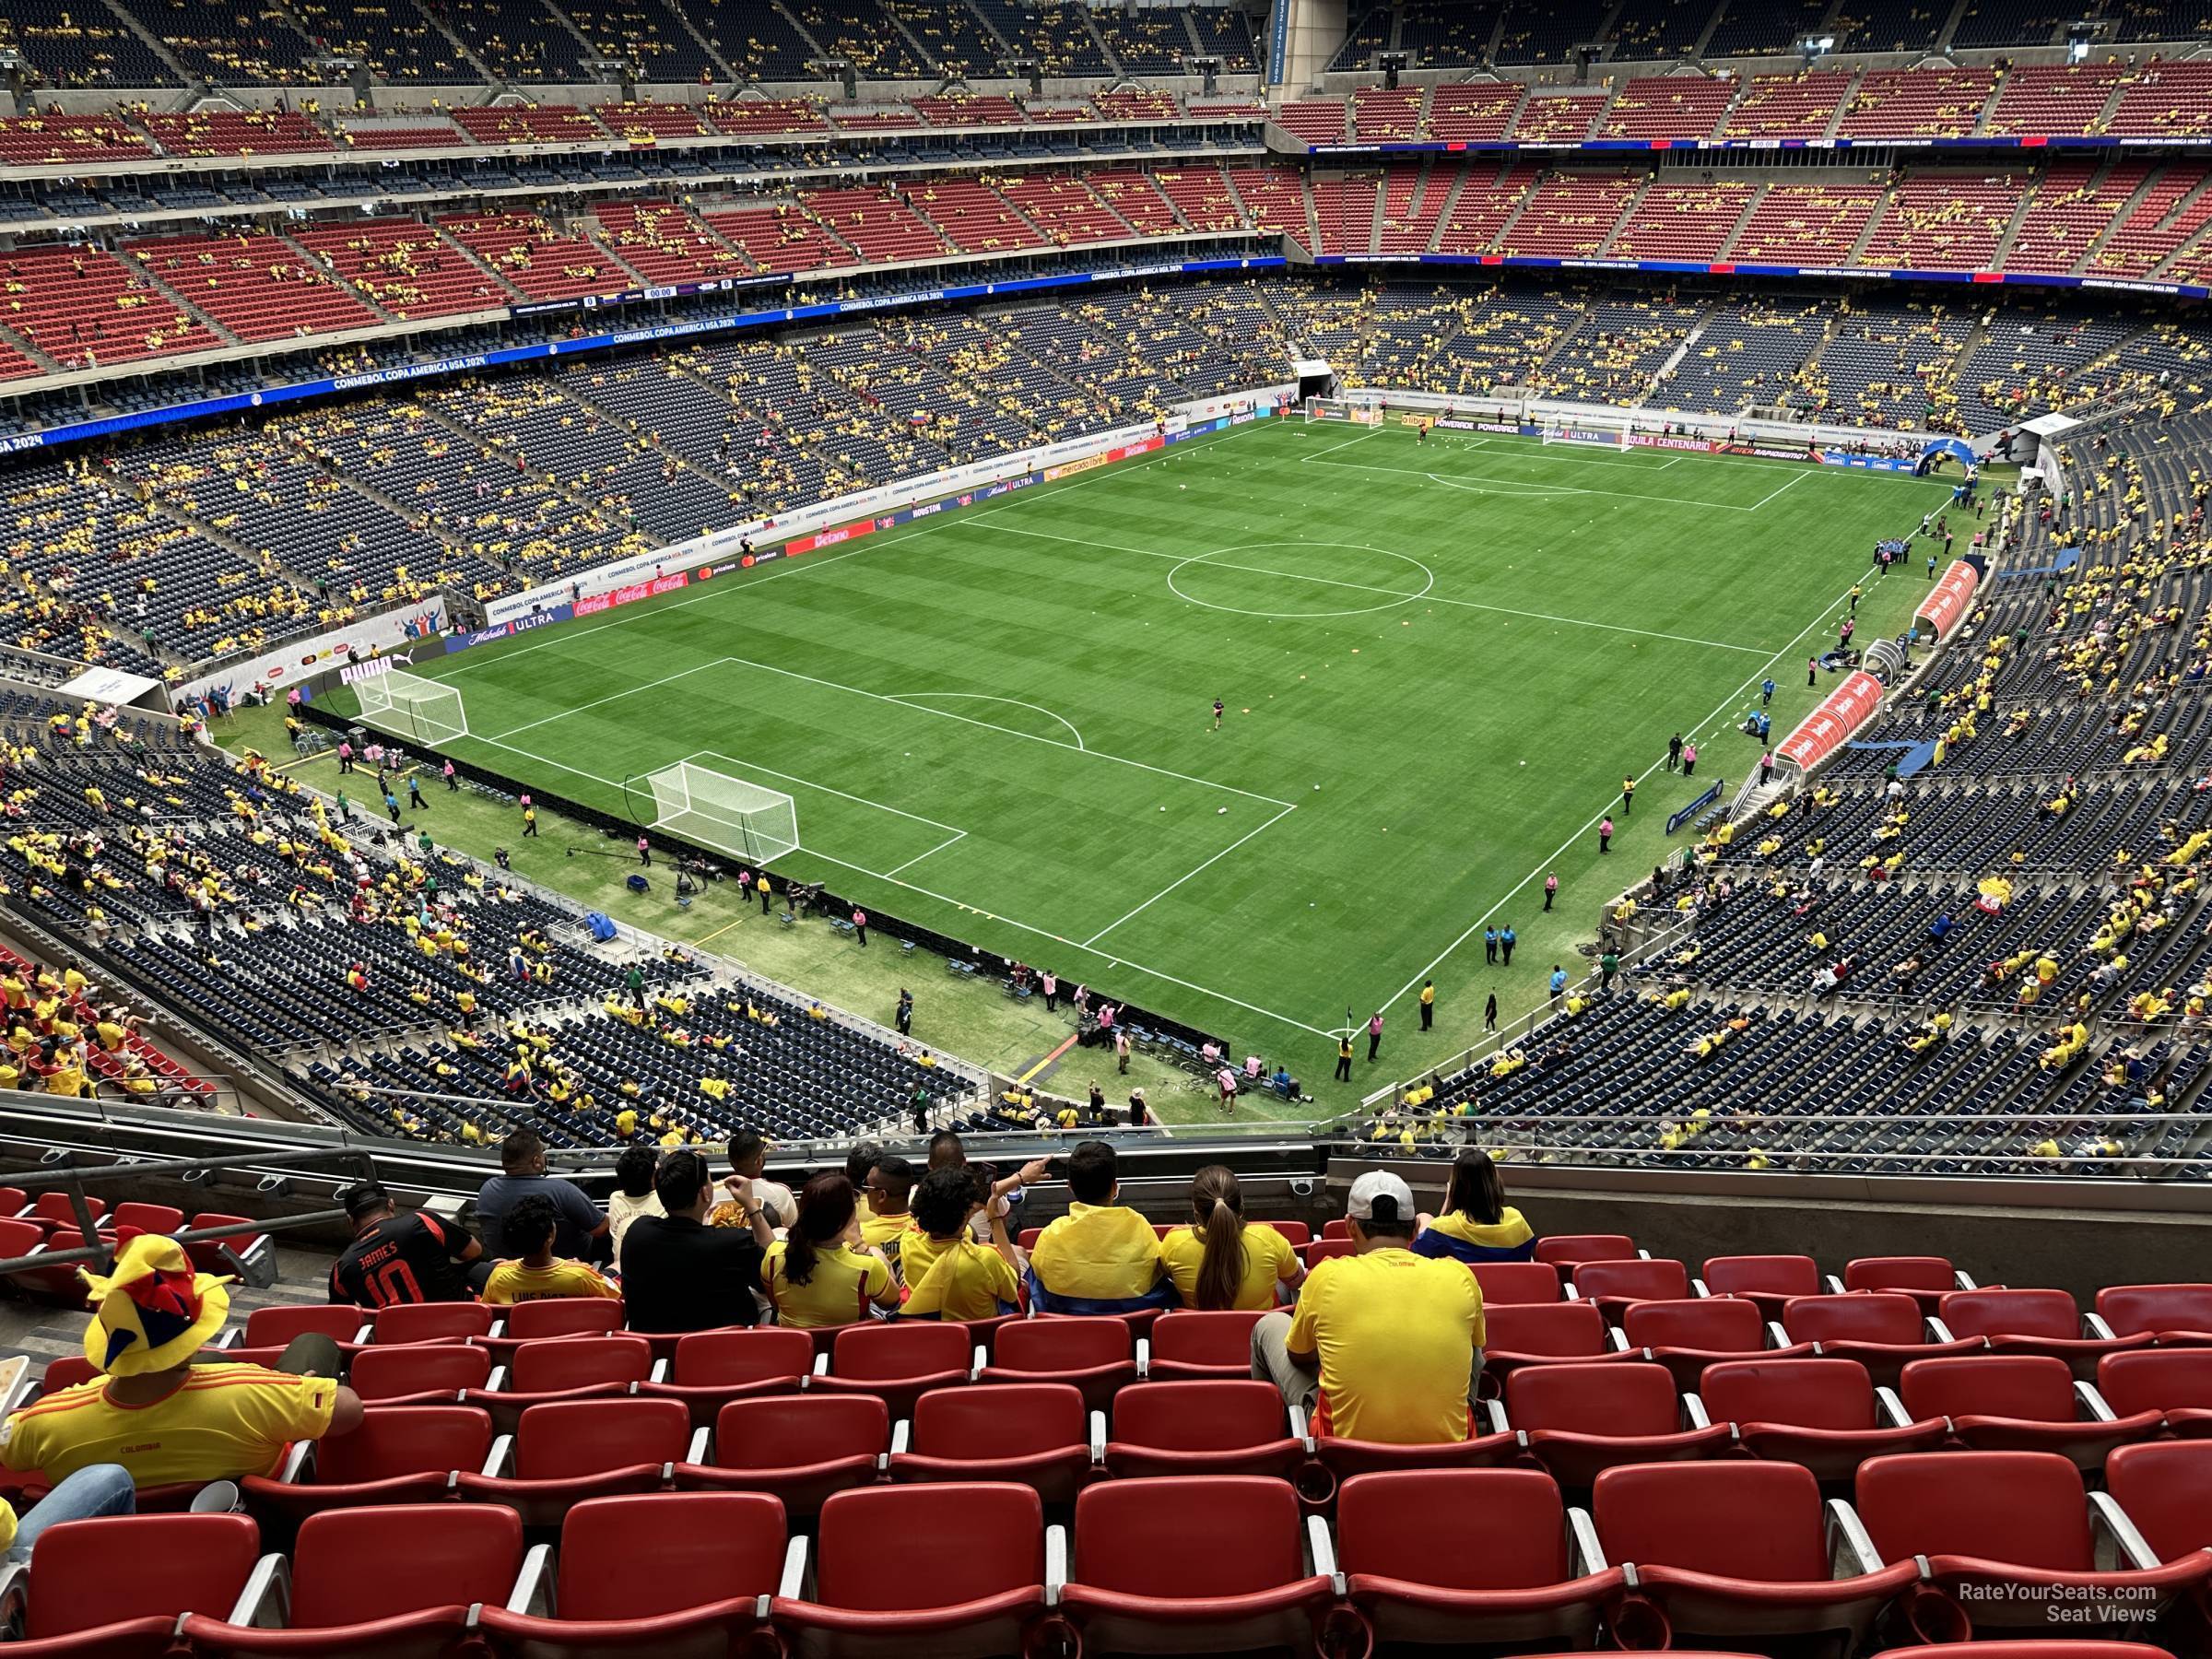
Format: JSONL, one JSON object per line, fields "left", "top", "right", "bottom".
{"left": 348, "top": 418, "right": 1959, "bottom": 1085}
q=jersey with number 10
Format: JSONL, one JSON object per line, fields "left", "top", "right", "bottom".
{"left": 330, "top": 1211, "right": 472, "bottom": 1307}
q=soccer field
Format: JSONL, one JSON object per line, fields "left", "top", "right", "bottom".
{"left": 353, "top": 418, "right": 1958, "bottom": 1076}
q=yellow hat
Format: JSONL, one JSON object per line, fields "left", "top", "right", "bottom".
{"left": 81, "top": 1235, "right": 231, "bottom": 1375}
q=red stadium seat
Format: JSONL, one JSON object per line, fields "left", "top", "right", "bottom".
{"left": 241, "top": 1405, "right": 491, "bottom": 1524}
{"left": 1484, "top": 1300, "right": 1649, "bottom": 1387}
{"left": 1939, "top": 1289, "right": 2152, "bottom": 1378}
{"left": 1147, "top": 1310, "right": 1265, "bottom": 1380}
{"left": 1472, "top": 1261, "right": 1563, "bottom": 1304}
{"left": 475, "top": 1335, "right": 654, "bottom": 1432}
{"left": 980, "top": 1315, "right": 1136, "bottom": 1413}
{"left": 368, "top": 1302, "right": 498, "bottom": 1345}
{"left": 107, "top": 1202, "right": 185, "bottom": 1236}
{"left": 888, "top": 1382, "right": 1093, "bottom": 1505}
{"left": 475, "top": 1297, "right": 623, "bottom": 1361}
{"left": 640, "top": 1327, "right": 811, "bottom": 1427}
{"left": 1304, "top": 1239, "right": 1358, "bottom": 1265}
{"left": 459, "top": 1398, "right": 689, "bottom": 1526}
{"left": 1593, "top": 1460, "right": 1917, "bottom": 1650}
{"left": 1100, "top": 1381, "right": 1308, "bottom": 1480}
{"left": 1782, "top": 1291, "right": 1985, "bottom": 1387}
{"left": 1890, "top": 1646, "right": 2183, "bottom": 1658}
{"left": 3, "top": 1512, "right": 261, "bottom": 1659}
{"left": 1055, "top": 1476, "right": 1336, "bottom": 1653}
{"left": 182, "top": 1503, "right": 524, "bottom": 1659}
{"left": 2093, "top": 1283, "right": 2212, "bottom": 1346}
{"left": 477, "top": 1492, "right": 783, "bottom": 1659}
{"left": 2104, "top": 1440, "right": 2212, "bottom": 1565}
{"left": 1572, "top": 1257, "right": 1691, "bottom": 1319}
{"left": 1320, "top": 1220, "right": 1352, "bottom": 1241}
{"left": 1843, "top": 1254, "right": 1975, "bottom": 1313}
{"left": 1900, "top": 1354, "right": 2161, "bottom": 1469}
{"left": 1507, "top": 1359, "right": 1729, "bottom": 1488}
{"left": 1535, "top": 1234, "right": 1639, "bottom": 1267}
{"left": 1301, "top": 1396, "right": 1521, "bottom": 1508}
{"left": 1698, "top": 1358, "right": 1947, "bottom": 1480}
{"left": 1335, "top": 1468, "right": 1622, "bottom": 1651}
{"left": 180, "top": 1215, "right": 271, "bottom": 1282}
{"left": 1854, "top": 1452, "right": 2212, "bottom": 1638}
{"left": 810, "top": 1322, "right": 971, "bottom": 1419}
{"left": 2098, "top": 1347, "right": 2212, "bottom": 1435}
{"left": 677, "top": 1394, "right": 887, "bottom": 1516}
{"left": 20, "top": 1194, "right": 103, "bottom": 1230}
{"left": 1258, "top": 1220, "right": 1311, "bottom": 1248}
{"left": 1700, "top": 1254, "right": 1821, "bottom": 1319}
{"left": 769, "top": 1482, "right": 1047, "bottom": 1653}
{"left": 1620, "top": 1297, "right": 1811, "bottom": 1392}
{"left": 347, "top": 1341, "right": 494, "bottom": 1406}
{"left": 239, "top": 1304, "right": 368, "bottom": 1351}
{"left": 34, "top": 1355, "right": 96, "bottom": 1398}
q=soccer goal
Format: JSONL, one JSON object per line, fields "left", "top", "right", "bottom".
{"left": 641, "top": 761, "right": 799, "bottom": 864}
{"left": 355, "top": 669, "right": 469, "bottom": 746}
{"left": 1302, "top": 396, "right": 1383, "bottom": 426}
{"left": 1541, "top": 418, "right": 1632, "bottom": 452}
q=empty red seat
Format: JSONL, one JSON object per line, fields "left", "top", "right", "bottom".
{"left": 476, "top": 1335, "right": 654, "bottom": 1432}
{"left": 477, "top": 1492, "right": 783, "bottom": 1659}
{"left": 369, "top": 1302, "right": 498, "bottom": 1345}
{"left": 1900, "top": 1354, "right": 2160, "bottom": 1470}
{"left": 810, "top": 1322, "right": 971, "bottom": 1419}
{"left": 1485, "top": 1300, "right": 1648, "bottom": 1385}
{"left": 2094, "top": 1283, "right": 2212, "bottom": 1346}
{"left": 1593, "top": 1460, "right": 1917, "bottom": 1650}
{"left": 241, "top": 1305, "right": 368, "bottom": 1351}
{"left": 769, "top": 1482, "right": 1046, "bottom": 1653}
{"left": 21, "top": 1194, "right": 103, "bottom": 1230}
{"left": 1507, "top": 1359, "right": 1728, "bottom": 1487}
{"left": 1259, "top": 1220, "right": 1311, "bottom": 1248}
{"left": 1854, "top": 1451, "right": 2212, "bottom": 1638}
{"left": 1055, "top": 1476, "right": 1336, "bottom": 1653}
{"left": 677, "top": 1394, "right": 887, "bottom": 1515}
{"left": 640, "top": 1326, "right": 811, "bottom": 1427}
{"left": 1698, "top": 1358, "right": 1946, "bottom": 1480}
{"left": 1534, "top": 1234, "right": 1638, "bottom": 1267}
{"left": 2098, "top": 1347, "right": 2212, "bottom": 1435}
{"left": 1621, "top": 1297, "right": 1810, "bottom": 1392}
{"left": 888, "top": 1382, "right": 1092, "bottom": 1504}
{"left": 980, "top": 1315, "right": 1135, "bottom": 1413}
{"left": 181, "top": 1215, "right": 271, "bottom": 1281}
{"left": 476, "top": 1297, "right": 623, "bottom": 1361}
{"left": 1101, "top": 1381, "right": 1307, "bottom": 1480}
{"left": 182, "top": 1503, "right": 524, "bottom": 1659}
{"left": 459, "top": 1398, "right": 689, "bottom": 1526}
{"left": 1304, "top": 1239, "right": 1358, "bottom": 1265}
{"left": 1940, "top": 1288, "right": 2151, "bottom": 1378}
{"left": 1320, "top": 1219, "right": 1351, "bottom": 1241}
{"left": 1335, "top": 1467, "right": 1622, "bottom": 1650}
{"left": 108, "top": 1201, "right": 186, "bottom": 1236}
{"left": 1573, "top": 1257, "right": 1691, "bottom": 1318}
{"left": 1782, "top": 1291, "right": 1984, "bottom": 1387}
{"left": 1843, "top": 1254, "right": 1974, "bottom": 1313}
{"left": 1700, "top": 1254, "right": 1821, "bottom": 1318}
{"left": 2105, "top": 1439, "right": 2212, "bottom": 1565}
{"left": 1471, "top": 1261, "right": 1562, "bottom": 1305}
{"left": 1147, "top": 1310, "right": 1265, "bottom": 1380}
{"left": 242, "top": 1404, "right": 490, "bottom": 1524}
{"left": 347, "top": 1342, "right": 494, "bottom": 1406}
{"left": 6, "top": 1512, "right": 261, "bottom": 1659}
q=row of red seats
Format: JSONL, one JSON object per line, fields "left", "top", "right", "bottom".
{"left": 16, "top": 1449, "right": 2206, "bottom": 1657}
{"left": 0, "top": 1196, "right": 267, "bottom": 1306}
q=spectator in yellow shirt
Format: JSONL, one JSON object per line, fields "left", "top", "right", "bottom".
{"left": 480, "top": 1194, "right": 623, "bottom": 1304}
{"left": 1159, "top": 1165, "right": 1303, "bottom": 1311}
{"left": 899, "top": 1165, "right": 1023, "bottom": 1322}
{"left": 1253, "top": 1171, "right": 1485, "bottom": 1444}
{"left": 760, "top": 1173, "right": 897, "bottom": 1329}
{"left": 1027, "top": 1141, "right": 1173, "bottom": 1314}
{"left": 1, "top": 1235, "right": 364, "bottom": 1493}
{"left": 858, "top": 1155, "right": 917, "bottom": 1264}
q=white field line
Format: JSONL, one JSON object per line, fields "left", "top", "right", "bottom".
{"left": 488, "top": 659, "right": 728, "bottom": 742}
{"left": 1081, "top": 801, "right": 1300, "bottom": 948}
{"left": 682, "top": 749, "right": 966, "bottom": 835}
{"left": 1751, "top": 471, "right": 1814, "bottom": 512}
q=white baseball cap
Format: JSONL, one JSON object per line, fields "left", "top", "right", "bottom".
{"left": 1346, "top": 1169, "right": 1416, "bottom": 1223}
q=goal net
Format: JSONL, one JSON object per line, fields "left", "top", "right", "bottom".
{"left": 1541, "top": 418, "right": 1631, "bottom": 451}
{"left": 356, "top": 669, "right": 468, "bottom": 746}
{"left": 641, "top": 761, "right": 799, "bottom": 863}
{"left": 1303, "top": 396, "right": 1383, "bottom": 426}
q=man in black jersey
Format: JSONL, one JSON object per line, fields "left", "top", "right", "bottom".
{"left": 329, "top": 1182, "right": 482, "bottom": 1308}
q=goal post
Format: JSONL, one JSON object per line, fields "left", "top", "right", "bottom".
{"left": 355, "top": 669, "right": 469, "bottom": 746}
{"left": 1302, "top": 395, "right": 1382, "bottom": 426}
{"left": 640, "top": 760, "right": 799, "bottom": 864}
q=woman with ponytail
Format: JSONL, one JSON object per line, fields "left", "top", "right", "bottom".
{"left": 1159, "top": 1164, "right": 1304, "bottom": 1310}
{"left": 1412, "top": 1148, "right": 1536, "bottom": 1264}
{"left": 761, "top": 1171, "right": 900, "bottom": 1327}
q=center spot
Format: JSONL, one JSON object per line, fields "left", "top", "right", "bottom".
{"left": 1166, "top": 542, "right": 1436, "bottom": 619}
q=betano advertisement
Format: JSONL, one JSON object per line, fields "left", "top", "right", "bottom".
{"left": 1777, "top": 671, "right": 1886, "bottom": 774}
